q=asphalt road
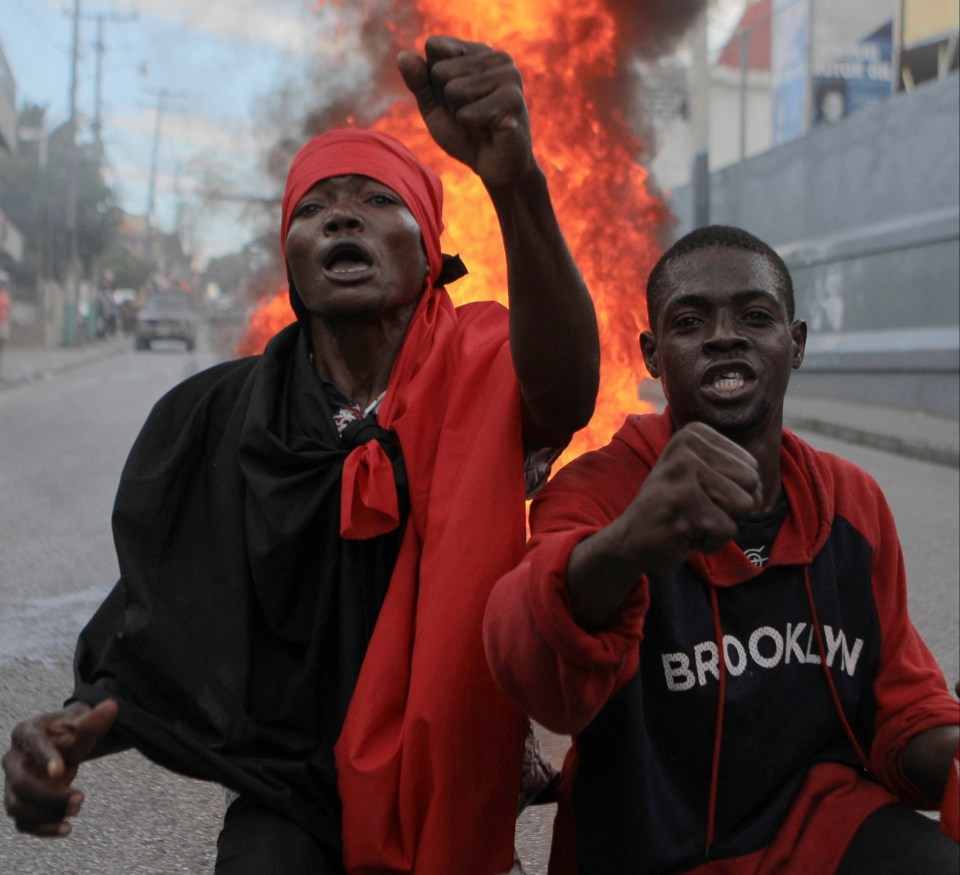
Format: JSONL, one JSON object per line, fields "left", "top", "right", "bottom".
{"left": 0, "top": 328, "right": 957, "bottom": 874}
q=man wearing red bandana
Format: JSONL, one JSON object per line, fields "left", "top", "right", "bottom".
{"left": 2, "top": 37, "right": 599, "bottom": 874}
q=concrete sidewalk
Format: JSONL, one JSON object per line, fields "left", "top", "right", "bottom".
{"left": 0, "top": 334, "right": 131, "bottom": 389}
{"left": 3, "top": 337, "right": 958, "bottom": 469}
{"left": 783, "top": 394, "right": 959, "bottom": 469}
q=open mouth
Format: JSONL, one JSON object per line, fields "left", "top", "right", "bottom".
{"left": 702, "top": 364, "right": 756, "bottom": 398}
{"left": 713, "top": 371, "right": 746, "bottom": 392}
{"left": 323, "top": 243, "right": 374, "bottom": 281}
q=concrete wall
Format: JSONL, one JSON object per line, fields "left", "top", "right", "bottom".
{"left": 709, "top": 67, "right": 774, "bottom": 172}
{"left": 668, "top": 73, "right": 959, "bottom": 417}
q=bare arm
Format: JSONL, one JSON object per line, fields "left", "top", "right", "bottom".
{"left": 397, "top": 36, "right": 600, "bottom": 449}
{"left": 902, "top": 678, "right": 960, "bottom": 800}
{"left": 566, "top": 422, "right": 762, "bottom": 631}
{"left": 902, "top": 723, "right": 960, "bottom": 800}
{"left": 3, "top": 699, "right": 123, "bottom": 837}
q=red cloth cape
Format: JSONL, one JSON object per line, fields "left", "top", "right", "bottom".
{"left": 335, "top": 284, "right": 529, "bottom": 873}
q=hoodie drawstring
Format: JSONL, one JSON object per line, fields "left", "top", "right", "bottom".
{"left": 702, "top": 568, "right": 871, "bottom": 861}
{"left": 801, "top": 568, "right": 873, "bottom": 773}
{"left": 705, "top": 586, "right": 726, "bottom": 858}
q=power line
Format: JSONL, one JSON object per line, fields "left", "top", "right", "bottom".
{"left": 63, "top": 0, "right": 81, "bottom": 345}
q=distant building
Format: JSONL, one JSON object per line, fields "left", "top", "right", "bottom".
{"left": 640, "top": 0, "right": 956, "bottom": 194}
{"left": 115, "top": 210, "right": 193, "bottom": 291}
{"left": 117, "top": 212, "right": 150, "bottom": 262}
{"left": 0, "top": 38, "right": 15, "bottom": 154}
{"left": 898, "top": 0, "right": 960, "bottom": 89}
{"left": 639, "top": 0, "right": 774, "bottom": 192}
{"left": 773, "top": 0, "right": 897, "bottom": 145}
{"left": 0, "top": 38, "right": 24, "bottom": 273}
{"left": 710, "top": 0, "right": 773, "bottom": 167}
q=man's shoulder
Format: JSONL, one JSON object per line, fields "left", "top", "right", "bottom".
{"left": 614, "top": 410, "right": 672, "bottom": 450}
{"left": 445, "top": 299, "right": 513, "bottom": 365}
{"left": 146, "top": 356, "right": 259, "bottom": 427}
{"left": 452, "top": 298, "right": 509, "bottom": 332}
{"left": 165, "top": 355, "right": 257, "bottom": 397}
{"left": 118, "top": 356, "right": 260, "bottom": 473}
{"left": 783, "top": 431, "right": 891, "bottom": 543}
{"left": 783, "top": 429, "right": 883, "bottom": 496}
{"left": 454, "top": 298, "right": 507, "bottom": 317}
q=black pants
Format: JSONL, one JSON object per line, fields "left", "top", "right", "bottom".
{"left": 215, "top": 797, "right": 345, "bottom": 875}
{"left": 837, "top": 803, "right": 959, "bottom": 874}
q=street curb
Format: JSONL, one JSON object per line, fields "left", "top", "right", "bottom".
{"left": 784, "top": 414, "right": 960, "bottom": 470}
{"left": 0, "top": 339, "right": 129, "bottom": 392}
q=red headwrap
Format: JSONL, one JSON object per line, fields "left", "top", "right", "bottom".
{"left": 280, "top": 128, "right": 444, "bottom": 283}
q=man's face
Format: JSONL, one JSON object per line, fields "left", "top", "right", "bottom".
{"left": 285, "top": 174, "right": 429, "bottom": 321}
{"left": 640, "top": 246, "right": 806, "bottom": 439}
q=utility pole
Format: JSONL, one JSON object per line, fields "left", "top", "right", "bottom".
{"left": 690, "top": 1, "right": 711, "bottom": 228}
{"left": 63, "top": 0, "right": 81, "bottom": 346}
{"left": 144, "top": 89, "right": 166, "bottom": 266}
{"left": 143, "top": 88, "right": 186, "bottom": 271}
{"left": 172, "top": 161, "right": 194, "bottom": 267}
{"left": 85, "top": 9, "right": 138, "bottom": 156}
{"left": 892, "top": 0, "right": 907, "bottom": 92}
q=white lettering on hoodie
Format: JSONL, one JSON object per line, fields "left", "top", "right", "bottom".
{"left": 661, "top": 623, "right": 864, "bottom": 691}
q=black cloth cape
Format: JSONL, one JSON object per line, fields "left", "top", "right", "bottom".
{"left": 72, "top": 323, "right": 408, "bottom": 855}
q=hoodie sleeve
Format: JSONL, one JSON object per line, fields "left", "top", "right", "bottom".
{"left": 483, "top": 435, "right": 651, "bottom": 735}
{"left": 836, "top": 461, "right": 960, "bottom": 810}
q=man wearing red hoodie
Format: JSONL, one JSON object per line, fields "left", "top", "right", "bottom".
{"left": 484, "top": 225, "right": 959, "bottom": 874}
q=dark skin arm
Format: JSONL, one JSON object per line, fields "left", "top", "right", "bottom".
{"left": 3, "top": 699, "right": 125, "bottom": 837}
{"left": 901, "top": 681, "right": 960, "bottom": 800}
{"left": 397, "top": 36, "right": 600, "bottom": 450}
{"left": 565, "top": 421, "right": 763, "bottom": 631}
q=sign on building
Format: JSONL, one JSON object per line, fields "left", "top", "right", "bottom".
{"left": 772, "top": 0, "right": 896, "bottom": 144}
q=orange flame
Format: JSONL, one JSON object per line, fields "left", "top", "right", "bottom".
{"left": 235, "top": 290, "right": 295, "bottom": 358}
{"left": 241, "top": 1, "right": 670, "bottom": 463}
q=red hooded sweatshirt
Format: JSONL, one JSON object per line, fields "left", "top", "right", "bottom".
{"left": 484, "top": 409, "right": 959, "bottom": 874}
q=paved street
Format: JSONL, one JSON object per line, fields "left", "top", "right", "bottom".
{"left": 0, "top": 328, "right": 957, "bottom": 873}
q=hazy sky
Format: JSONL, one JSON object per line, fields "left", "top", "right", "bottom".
{"left": 0, "top": 0, "right": 377, "bottom": 264}
{"left": 0, "top": 0, "right": 746, "bottom": 266}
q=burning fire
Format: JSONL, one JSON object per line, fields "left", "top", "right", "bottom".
{"left": 240, "top": 0, "right": 670, "bottom": 464}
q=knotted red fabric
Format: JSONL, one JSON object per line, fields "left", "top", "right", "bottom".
{"left": 339, "top": 439, "right": 401, "bottom": 539}
{"left": 281, "top": 128, "right": 528, "bottom": 873}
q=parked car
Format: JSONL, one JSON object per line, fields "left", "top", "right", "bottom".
{"left": 135, "top": 292, "right": 198, "bottom": 351}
